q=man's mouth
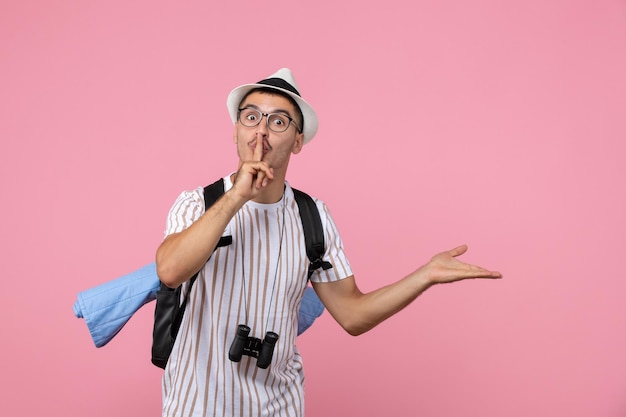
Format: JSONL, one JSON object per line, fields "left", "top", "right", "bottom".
{"left": 249, "top": 141, "right": 271, "bottom": 154}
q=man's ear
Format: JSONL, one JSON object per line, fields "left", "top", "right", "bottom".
{"left": 292, "top": 133, "right": 304, "bottom": 154}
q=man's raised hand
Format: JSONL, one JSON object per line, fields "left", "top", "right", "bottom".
{"left": 422, "top": 245, "right": 502, "bottom": 285}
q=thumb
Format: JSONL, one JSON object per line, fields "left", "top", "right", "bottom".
{"left": 449, "top": 244, "right": 469, "bottom": 258}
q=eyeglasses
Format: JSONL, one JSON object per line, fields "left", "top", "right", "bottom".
{"left": 238, "top": 107, "right": 301, "bottom": 133}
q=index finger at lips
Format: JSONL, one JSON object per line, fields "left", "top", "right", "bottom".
{"left": 253, "top": 135, "right": 263, "bottom": 161}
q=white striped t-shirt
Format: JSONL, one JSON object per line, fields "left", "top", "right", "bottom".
{"left": 161, "top": 176, "right": 352, "bottom": 417}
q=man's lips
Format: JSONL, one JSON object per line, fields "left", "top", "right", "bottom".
{"left": 249, "top": 141, "right": 270, "bottom": 154}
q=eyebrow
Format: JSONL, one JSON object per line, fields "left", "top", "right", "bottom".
{"left": 241, "top": 103, "right": 294, "bottom": 119}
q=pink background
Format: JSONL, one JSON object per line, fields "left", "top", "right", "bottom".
{"left": 2, "top": 1, "right": 625, "bottom": 416}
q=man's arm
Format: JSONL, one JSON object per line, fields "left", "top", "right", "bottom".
{"left": 312, "top": 245, "right": 501, "bottom": 336}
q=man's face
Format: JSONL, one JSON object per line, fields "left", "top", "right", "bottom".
{"left": 233, "top": 91, "right": 304, "bottom": 173}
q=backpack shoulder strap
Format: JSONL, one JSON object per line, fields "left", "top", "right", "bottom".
{"left": 203, "top": 178, "right": 224, "bottom": 206}
{"left": 203, "top": 178, "right": 232, "bottom": 249}
{"left": 292, "top": 187, "right": 333, "bottom": 279}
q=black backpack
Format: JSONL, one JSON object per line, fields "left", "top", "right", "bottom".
{"left": 151, "top": 178, "right": 332, "bottom": 369}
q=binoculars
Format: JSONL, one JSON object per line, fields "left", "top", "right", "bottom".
{"left": 228, "top": 324, "right": 279, "bottom": 369}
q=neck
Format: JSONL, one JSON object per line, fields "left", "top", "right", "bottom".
{"left": 253, "top": 180, "right": 286, "bottom": 204}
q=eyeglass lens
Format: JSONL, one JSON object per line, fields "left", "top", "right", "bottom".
{"left": 239, "top": 108, "right": 292, "bottom": 133}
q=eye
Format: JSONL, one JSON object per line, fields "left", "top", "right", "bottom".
{"left": 270, "top": 114, "right": 288, "bottom": 126}
{"left": 245, "top": 111, "right": 258, "bottom": 122}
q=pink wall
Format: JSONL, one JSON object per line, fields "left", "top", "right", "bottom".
{"left": 2, "top": 1, "right": 625, "bottom": 416}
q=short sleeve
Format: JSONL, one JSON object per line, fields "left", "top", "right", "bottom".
{"left": 309, "top": 201, "right": 353, "bottom": 283}
{"left": 163, "top": 187, "right": 205, "bottom": 237}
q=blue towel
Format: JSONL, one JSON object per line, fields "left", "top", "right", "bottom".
{"left": 73, "top": 263, "right": 160, "bottom": 347}
{"left": 74, "top": 262, "right": 325, "bottom": 348}
{"left": 298, "top": 287, "right": 324, "bottom": 334}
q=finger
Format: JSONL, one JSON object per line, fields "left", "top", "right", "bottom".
{"left": 449, "top": 244, "right": 468, "bottom": 258}
{"left": 255, "top": 163, "right": 274, "bottom": 189}
{"left": 255, "top": 167, "right": 266, "bottom": 188}
{"left": 468, "top": 268, "right": 502, "bottom": 279}
{"left": 461, "top": 263, "right": 502, "bottom": 279}
{"left": 251, "top": 135, "right": 266, "bottom": 188}
{"left": 253, "top": 134, "right": 264, "bottom": 162}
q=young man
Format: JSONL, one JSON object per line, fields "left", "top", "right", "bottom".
{"left": 155, "top": 68, "right": 501, "bottom": 417}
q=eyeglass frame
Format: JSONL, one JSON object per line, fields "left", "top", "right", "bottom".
{"left": 237, "top": 107, "right": 302, "bottom": 134}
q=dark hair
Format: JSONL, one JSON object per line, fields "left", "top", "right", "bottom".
{"left": 239, "top": 87, "right": 304, "bottom": 132}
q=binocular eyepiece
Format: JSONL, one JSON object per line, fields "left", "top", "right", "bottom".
{"left": 228, "top": 324, "right": 279, "bottom": 369}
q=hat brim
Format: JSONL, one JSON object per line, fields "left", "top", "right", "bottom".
{"left": 227, "top": 83, "right": 318, "bottom": 144}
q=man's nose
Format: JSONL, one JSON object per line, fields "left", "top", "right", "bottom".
{"left": 255, "top": 114, "right": 269, "bottom": 135}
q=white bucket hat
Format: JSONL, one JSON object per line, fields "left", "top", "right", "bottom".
{"left": 226, "top": 68, "right": 318, "bottom": 143}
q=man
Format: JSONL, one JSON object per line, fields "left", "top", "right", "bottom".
{"left": 155, "top": 68, "right": 501, "bottom": 417}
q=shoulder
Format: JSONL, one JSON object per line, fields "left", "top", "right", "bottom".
{"left": 285, "top": 182, "right": 324, "bottom": 204}
{"left": 171, "top": 186, "right": 205, "bottom": 207}
{"left": 163, "top": 186, "right": 205, "bottom": 235}
{"left": 286, "top": 184, "right": 329, "bottom": 211}
{"left": 285, "top": 184, "right": 337, "bottom": 233}
{"left": 172, "top": 174, "right": 231, "bottom": 205}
